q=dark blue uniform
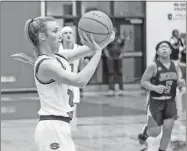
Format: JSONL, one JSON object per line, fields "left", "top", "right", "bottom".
{"left": 148, "top": 60, "right": 178, "bottom": 126}
{"left": 180, "top": 48, "right": 186, "bottom": 81}
{"left": 180, "top": 48, "right": 186, "bottom": 64}
{"left": 170, "top": 39, "right": 182, "bottom": 60}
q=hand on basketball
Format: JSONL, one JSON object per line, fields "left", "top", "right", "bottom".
{"left": 100, "top": 31, "right": 115, "bottom": 49}
{"left": 109, "top": 31, "right": 116, "bottom": 42}
{"left": 80, "top": 33, "right": 102, "bottom": 52}
{"left": 177, "top": 79, "right": 185, "bottom": 88}
{"left": 154, "top": 85, "right": 166, "bottom": 94}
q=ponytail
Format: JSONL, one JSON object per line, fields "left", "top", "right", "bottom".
{"left": 11, "top": 53, "right": 35, "bottom": 65}
{"left": 11, "top": 17, "right": 55, "bottom": 65}
{"left": 25, "top": 19, "right": 37, "bottom": 50}
{"left": 11, "top": 19, "right": 37, "bottom": 65}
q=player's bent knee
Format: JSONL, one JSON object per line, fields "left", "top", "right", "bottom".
{"left": 149, "top": 126, "right": 161, "bottom": 137}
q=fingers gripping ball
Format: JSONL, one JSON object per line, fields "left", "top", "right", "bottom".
{"left": 78, "top": 11, "right": 113, "bottom": 45}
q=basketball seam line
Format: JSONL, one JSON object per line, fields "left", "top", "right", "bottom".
{"left": 79, "top": 27, "right": 108, "bottom": 43}
{"left": 106, "top": 16, "right": 112, "bottom": 32}
{"left": 78, "top": 27, "right": 111, "bottom": 35}
{"left": 105, "top": 17, "right": 112, "bottom": 41}
{"left": 80, "top": 17, "right": 110, "bottom": 34}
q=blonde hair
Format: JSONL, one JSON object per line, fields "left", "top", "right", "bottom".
{"left": 11, "top": 16, "right": 55, "bottom": 65}
{"left": 61, "top": 26, "right": 73, "bottom": 34}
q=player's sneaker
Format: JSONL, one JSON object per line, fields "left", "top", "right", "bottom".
{"left": 108, "top": 90, "right": 114, "bottom": 95}
{"left": 117, "top": 90, "right": 124, "bottom": 95}
{"left": 138, "top": 125, "right": 149, "bottom": 145}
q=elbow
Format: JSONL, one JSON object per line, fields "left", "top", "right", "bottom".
{"left": 75, "top": 77, "right": 88, "bottom": 88}
{"left": 77, "top": 82, "right": 87, "bottom": 88}
{"left": 140, "top": 80, "right": 145, "bottom": 88}
{"left": 140, "top": 82, "right": 147, "bottom": 90}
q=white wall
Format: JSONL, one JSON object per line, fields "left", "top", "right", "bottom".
{"left": 146, "top": 2, "right": 186, "bottom": 66}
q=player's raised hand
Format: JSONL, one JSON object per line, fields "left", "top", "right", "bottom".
{"left": 80, "top": 33, "right": 102, "bottom": 53}
{"left": 99, "top": 31, "right": 115, "bottom": 49}
{"left": 109, "top": 31, "right": 115, "bottom": 43}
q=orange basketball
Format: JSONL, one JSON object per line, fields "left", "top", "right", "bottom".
{"left": 78, "top": 10, "right": 113, "bottom": 44}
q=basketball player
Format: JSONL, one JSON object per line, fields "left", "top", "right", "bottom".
{"left": 179, "top": 33, "right": 186, "bottom": 81}
{"left": 169, "top": 29, "right": 183, "bottom": 63}
{"left": 138, "top": 41, "right": 185, "bottom": 151}
{"left": 58, "top": 26, "right": 84, "bottom": 129}
{"left": 11, "top": 16, "right": 115, "bottom": 151}
{"left": 169, "top": 31, "right": 186, "bottom": 143}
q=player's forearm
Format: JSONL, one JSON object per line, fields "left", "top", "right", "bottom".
{"left": 67, "top": 45, "right": 96, "bottom": 62}
{"left": 76, "top": 52, "right": 101, "bottom": 87}
{"left": 140, "top": 80, "right": 156, "bottom": 91}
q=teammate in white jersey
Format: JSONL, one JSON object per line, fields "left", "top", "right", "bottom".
{"left": 59, "top": 26, "right": 84, "bottom": 129}
{"left": 59, "top": 26, "right": 82, "bottom": 104}
{"left": 11, "top": 16, "right": 115, "bottom": 151}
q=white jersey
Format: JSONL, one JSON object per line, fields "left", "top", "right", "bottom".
{"left": 34, "top": 55, "right": 75, "bottom": 118}
{"left": 59, "top": 44, "right": 80, "bottom": 103}
{"left": 59, "top": 44, "right": 80, "bottom": 73}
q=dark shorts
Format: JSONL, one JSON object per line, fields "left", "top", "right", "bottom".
{"left": 180, "top": 65, "right": 186, "bottom": 81}
{"left": 106, "top": 59, "right": 123, "bottom": 74}
{"left": 147, "top": 97, "right": 177, "bottom": 126}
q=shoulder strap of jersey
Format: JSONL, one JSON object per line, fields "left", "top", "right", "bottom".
{"left": 55, "top": 53, "right": 68, "bottom": 62}
{"left": 152, "top": 61, "right": 158, "bottom": 77}
{"left": 170, "top": 60, "right": 178, "bottom": 72}
{"left": 35, "top": 56, "right": 55, "bottom": 84}
{"left": 55, "top": 57, "right": 66, "bottom": 70}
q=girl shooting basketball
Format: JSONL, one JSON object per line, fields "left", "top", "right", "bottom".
{"left": 138, "top": 41, "right": 185, "bottom": 151}
{"left": 12, "top": 16, "right": 115, "bottom": 151}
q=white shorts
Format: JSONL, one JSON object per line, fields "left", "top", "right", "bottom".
{"left": 35, "top": 120, "right": 76, "bottom": 151}
{"left": 73, "top": 87, "right": 80, "bottom": 104}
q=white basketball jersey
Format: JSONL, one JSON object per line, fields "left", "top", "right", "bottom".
{"left": 34, "top": 55, "right": 75, "bottom": 118}
{"left": 59, "top": 44, "right": 80, "bottom": 73}
{"left": 59, "top": 44, "right": 81, "bottom": 103}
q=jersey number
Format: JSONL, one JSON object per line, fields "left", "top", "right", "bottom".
{"left": 164, "top": 81, "right": 173, "bottom": 94}
{"left": 67, "top": 89, "right": 74, "bottom": 107}
{"left": 67, "top": 111, "right": 74, "bottom": 119}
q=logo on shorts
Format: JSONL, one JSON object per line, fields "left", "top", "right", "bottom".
{"left": 50, "top": 143, "right": 60, "bottom": 150}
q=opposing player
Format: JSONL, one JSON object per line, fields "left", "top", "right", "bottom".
{"left": 169, "top": 29, "right": 183, "bottom": 64}
{"left": 11, "top": 16, "right": 115, "bottom": 151}
{"left": 138, "top": 41, "right": 185, "bottom": 151}
{"left": 170, "top": 31, "right": 186, "bottom": 142}
{"left": 179, "top": 33, "right": 186, "bottom": 81}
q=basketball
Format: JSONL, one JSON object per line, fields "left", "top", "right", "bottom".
{"left": 78, "top": 10, "right": 113, "bottom": 44}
